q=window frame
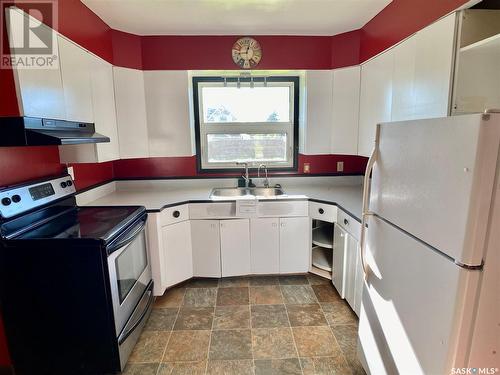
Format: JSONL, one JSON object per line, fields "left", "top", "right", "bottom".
{"left": 192, "top": 76, "right": 300, "bottom": 173}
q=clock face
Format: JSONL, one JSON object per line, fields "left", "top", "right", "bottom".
{"left": 232, "top": 37, "right": 262, "bottom": 69}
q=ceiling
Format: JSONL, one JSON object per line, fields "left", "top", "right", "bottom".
{"left": 81, "top": 0, "right": 392, "bottom": 36}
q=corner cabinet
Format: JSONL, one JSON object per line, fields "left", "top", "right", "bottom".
{"left": 162, "top": 220, "right": 193, "bottom": 288}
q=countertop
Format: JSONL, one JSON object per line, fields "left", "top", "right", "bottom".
{"left": 77, "top": 176, "right": 364, "bottom": 221}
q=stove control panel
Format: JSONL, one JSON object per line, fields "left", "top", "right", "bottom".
{"left": 0, "top": 175, "right": 76, "bottom": 219}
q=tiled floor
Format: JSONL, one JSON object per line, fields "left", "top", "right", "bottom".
{"left": 123, "top": 274, "right": 365, "bottom": 375}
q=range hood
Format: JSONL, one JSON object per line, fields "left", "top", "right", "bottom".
{"left": 0, "top": 117, "right": 110, "bottom": 146}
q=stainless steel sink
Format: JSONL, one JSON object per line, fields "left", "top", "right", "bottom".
{"left": 210, "top": 187, "right": 285, "bottom": 199}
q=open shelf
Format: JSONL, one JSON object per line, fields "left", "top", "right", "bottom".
{"left": 460, "top": 32, "right": 500, "bottom": 53}
{"left": 312, "top": 225, "right": 333, "bottom": 248}
{"left": 311, "top": 246, "right": 332, "bottom": 272}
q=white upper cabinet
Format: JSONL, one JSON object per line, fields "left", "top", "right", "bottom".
{"left": 6, "top": 7, "right": 66, "bottom": 119}
{"left": 59, "top": 55, "right": 120, "bottom": 163}
{"left": 144, "top": 71, "right": 193, "bottom": 157}
{"left": 58, "top": 35, "right": 94, "bottom": 123}
{"left": 304, "top": 70, "right": 334, "bottom": 154}
{"left": 412, "top": 13, "right": 456, "bottom": 119}
{"left": 392, "top": 13, "right": 456, "bottom": 121}
{"left": 358, "top": 49, "right": 394, "bottom": 157}
{"left": 113, "top": 67, "right": 149, "bottom": 159}
{"left": 391, "top": 36, "right": 418, "bottom": 121}
{"left": 331, "top": 66, "right": 361, "bottom": 154}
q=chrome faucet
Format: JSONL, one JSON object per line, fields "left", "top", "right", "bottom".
{"left": 236, "top": 162, "right": 250, "bottom": 188}
{"left": 258, "top": 164, "right": 270, "bottom": 188}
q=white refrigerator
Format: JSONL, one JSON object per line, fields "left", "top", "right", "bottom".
{"left": 357, "top": 112, "right": 500, "bottom": 375}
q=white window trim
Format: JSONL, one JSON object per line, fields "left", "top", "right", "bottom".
{"left": 196, "top": 79, "right": 297, "bottom": 170}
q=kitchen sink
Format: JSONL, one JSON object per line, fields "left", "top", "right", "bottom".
{"left": 210, "top": 187, "right": 286, "bottom": 199}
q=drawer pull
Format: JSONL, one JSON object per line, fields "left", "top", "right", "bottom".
{"left": 173, "top": 210, "right": 181, "bottom": 218}
{"left": 318, "top": 208, "right": 324, "bottom": 214}
{"left": 343, "top": 218, "right": 349, "bottom": 226}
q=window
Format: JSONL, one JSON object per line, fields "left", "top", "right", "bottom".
{"left": 193, "top": 76, "right": 299, "bottom": 171}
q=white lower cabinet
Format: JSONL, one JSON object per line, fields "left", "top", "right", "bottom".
{"left": 332, "top": 223, "right": 347, "bottom": 297}
{"left": 279, "top": 217, "right": 310, "bottom": 273}
{"left": 162, "top": 220, "right": 193, "bottom": 288}
{"left": 343, "top": 231, "right": 363, "bottom": 316}
{"left": 250, "top": 218, "right": 280, "bottom": 274}
{"left": 220, "top": 219, "right": 251, "bottom": 277}
{"left": 191, "top": 220, "right": 221, "bottom": 278}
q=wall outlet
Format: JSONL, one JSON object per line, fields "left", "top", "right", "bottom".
{"left": 303, "top": 163, "right": 311, "bottom": 173}
{"left": 67, "top": 166, "right": 75, "bottom": 180}
{"left": 337, "top": 161, "right": 344, "bottom": 172}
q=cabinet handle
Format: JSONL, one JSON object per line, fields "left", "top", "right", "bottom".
{"left": 272, "top": 222, "right": 277, "bottom": 227}
{"left": 343, "top": 218, "right": 349, "bottom": 226}
{"left": 318, "top": 208, "right": 324, "bottom": 214}
{"left": 173, "top": 210, "right": 180, "bottom": 218}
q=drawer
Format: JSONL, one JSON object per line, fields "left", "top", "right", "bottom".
{"left": 160, "top": 204, "right": 189, "bottom": 226}
{"left": 189, "top": 202, "right": 237, "bottom": 219}
{"left": 309, "top": 201, "right": 337, "bottom": 222}
{"left": 337, "top": 209, "right": 361, "bottom": 241}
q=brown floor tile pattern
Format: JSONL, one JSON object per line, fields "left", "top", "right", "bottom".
{"left": 124, "top": 273, "right": 364, "bottom": 374}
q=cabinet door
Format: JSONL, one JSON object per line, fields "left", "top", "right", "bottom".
{"left": 220, "top": 219, "right": 251, "bottom": 277}
{"left": 358, "top": 49, "right": 394, "bottom": 157}
{"left": 391, "top": 36, "right": 417, "bottom": 122}
{"left": 58, "top": 35, "right": 94, "bottom": 122}
{"left": 162, "top": 221, "right": 193, "bottom": 288}
{"left": 332, "top": 223, "right": 347, "bottom": 297}
{"left": 413, "top": 13, "right": 455, "bottom": 119}
{"left": 353, "top": 236, "right": 364, "bottom": 316}
{"left": 250, "top": 218, "right": 280, "bottom": 274}
{"left": 191, "top": 220, "right": 221, "bottom": 278}
{"left": 344, "top": 233, "right": 357, "bottom": 310}
{"left": 59, "top": 56, "right": 120, "bottom": 163}
{"left": 305, "top": 70, "right": 334, "bottom": 154}
{"left": 113, "top": 67, "right": 149, "bottom": 159}
{"left": 90, "top": 56, "right": 120, "bottom": 161}
{"left": 6, "top": 8, "right": 65, "bottom": 119}
{"left": 279, "top": 217, "right": 310, "bottom": 273}
{"left": 144, "top": 71, "right": 192, "bottom": 157}
{"left": 331, "top": 66, "right": 361, "bottom": 155}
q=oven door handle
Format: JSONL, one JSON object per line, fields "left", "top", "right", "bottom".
{"left": 118, "top": 285, "right": 154, "bottom": 345}
{"left": 107, "top": 216, "right": 147, "bottom": 254}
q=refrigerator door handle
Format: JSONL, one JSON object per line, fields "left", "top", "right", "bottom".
{"left": 360, "top": 125, "right": 380, "bottom": 276}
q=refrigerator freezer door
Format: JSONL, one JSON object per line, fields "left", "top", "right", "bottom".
{"left": 370, "top": 113, "right": 500, "bottom": 266}
{"left": 358, "top": 215, "right": 480, "bottom": 375}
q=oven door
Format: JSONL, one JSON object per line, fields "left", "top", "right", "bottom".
{"left": 107, "top": 215, "right": 152, "bottom": 335}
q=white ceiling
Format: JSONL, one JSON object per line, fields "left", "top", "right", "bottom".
{"left": 81, "top": 0, "right": 392, "bottom": 36}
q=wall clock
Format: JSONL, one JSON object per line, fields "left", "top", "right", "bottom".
{"left": 232, "top": 37, "right": 262, "bottom": 69}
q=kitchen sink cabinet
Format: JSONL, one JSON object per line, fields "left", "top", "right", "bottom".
{"left": 191, "top": 220, "right": 221, "bottom": 278}
{"left": 279, "top": 217, "right": 310, "bottom": 273}
{"left": 220, "top": 219, "right": 251, "bottom": 277}
{"left": 162, "top": 220, "right": 193, "bottom": 288}
{"left": 250, "top": 218, "right": 280, "bottom": 274}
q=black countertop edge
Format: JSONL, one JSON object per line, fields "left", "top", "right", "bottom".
{"left": 144, "top": 198, "right": 362, "bottom": 223}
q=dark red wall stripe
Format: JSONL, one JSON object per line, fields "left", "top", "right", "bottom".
{"left": 112, "top": 30, "right": 143, "bottom": 70}
{"left": 70, "top": 162, "right": 114, "bottom": 191}
{"left": 141, "top": 35, "right": 334, "bottom": 71}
